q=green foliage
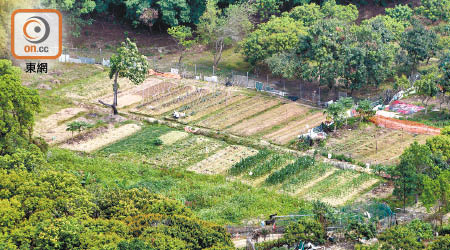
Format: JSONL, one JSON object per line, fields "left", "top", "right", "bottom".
{"left": 345, "top": 221, "right": 376, "bottom": 241}
{"left": 254, "top": 0, "right": 282, "bottom": 20}
{"left": 421, "top": 171, "right": 450, "bottom": 224}
{"left": 241, "top": 15, "right": 306, "bottom": 65}
{"left": 250, "top": 154, "right": 286, "bottom": 178}
{"left": 427, "top": 236, "right": 450, "bottom": 250}
{"left": 426, "top": 135, "right": 450, "bottom": 161}
{"left": 357, "top": 99, "right": 375, "bottom": 122}
{"left": 400, "top": 21, "right": 439, "bottom": 73}
{"left": 416, "top": 0, "right": 450, "bottom": 22}
{"left": 66, "top": 121, "right": 93, "bottom": 137}
{"left": 265, "top": 156, "right": 315, "bottom": 184}
{"left": 407, "top": 219, "right": 434, "bottom": 240}
{"left": 168, "top": 25, "right": 195, "bottom": 65}
{"left": 385, "top": 4, "right": 413, "bottom": 22}
{"left": 0, "top": 60, "right": 40, "bottom": 155}
{"left": 414, "top": 70, "right": 439, "bottom": 111}
{"left": 321, "top": 0, "right": 358, "bottom": 23}
{"left": 378, "top": 224, "right": 424, "bottom": 250}
{"left": 354, "top": 243, "right": 380, "bottom": 250}
{"left": 110, "top": 38, "right": 149, "bottom": 85}
{"left": 41, "top": 0, "right": 96, "bottom": 37}
{"left": 288, "top": 3, "right": 323, "bottom": 26}
{"left": 228, "top": 149, "right": 270, "bottom": 175}
{"left": 283, "top": 218, "right": 326, "bottom": 245}
{"left": 158, "top": 0, "right": 191, "bottom": 26}
{"left": 198, "top": 1, "right": 253, "bottom": 67}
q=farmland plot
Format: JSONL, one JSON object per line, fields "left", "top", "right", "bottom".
{"left": 197, "top": 97, "right": 280, "bottom": 129}
{"left": 325, "top": 124, "right": 430, "bottom": 165}
{"left": 181, "top": 93, "right": 248, "bottom": 123}
{"left": 188, "top": 145, "right": 258, "bottom": 175}
{"left": 98, "top": 78, "right": 164, "bottom": 108}
{"left": 148, "top": 87, "right": 210, "bottom": 115}
{"left": 35, "top": 107, "right": 87, "bottom": 144}
{"left": 227, "top": 102, "right": 310, "bottom": 136}
{"left": 150, "top": 136, "right": 227, "bottom": 168}
{"left": 60, "top": 123, "right": 142, "bottom": 152}
{"left": 298, "top": 169, "right": 379, "bottom": 206}
{"left": 158, "top": 130, "right": 189, "bottom": 145}
{"left": 263, "top": 111, "right": 326, "bottom": 145}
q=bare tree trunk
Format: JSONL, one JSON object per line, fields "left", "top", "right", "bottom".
{"left": 99, "top": 71, "right": 119, "bottom": 115}
{"left": 214, "top": 39, "right": 224, "bottom": 68}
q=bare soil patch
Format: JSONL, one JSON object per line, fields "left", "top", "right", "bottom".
{"left": 60, "top": 123, "right": 141, "bottom": 152}
{"left": 263, "top": 112, "right": 326, "bottom": 145}
{"left": 227, "top": 102, "right": 309, "bottom": 136}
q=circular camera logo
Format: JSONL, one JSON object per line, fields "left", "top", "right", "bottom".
{"left": 23, "top": 16, "right": 50, "bottom": 44}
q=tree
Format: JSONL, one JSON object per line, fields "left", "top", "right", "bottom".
{"left": 438, "top": 53, "right": 450, "bottom": 109}
{"left": 167, "top": 25, "right": 195, "bottom": 67}
{"left": 400, "top": 21, "right": 439, "bottom": 76}
{"left": 198, "top": 1, "right": 253, "bottom": 68}
{"left": 357, "top": 99, "right": 375, "bottom": 122}
{"left": 385, "top": 4, "right": 413, "bottom": 22}
{"left": 41, "top": 0, "right": 96, "bottom": 37}
{"left": 0, "top": 60, "right": 40, "bottom": 155}
{"left": 393, "top": 142, "right": 436, "bottom": 209}
{"left": 99, "top": 38, "right": 149, "bottom": 115}
{"left": 324, "top": 101, "right": 345, "bottom": 132}
{"left": 157, "top": 0, "right": 191, "bottom": 26}
{"left": 378, "top": 224, "right": 424, "bottom": 250}
{"left": 321, "top": 0, "right": 358, "bottom": 23}
{"left": 421, "top": 171, "right": 450, "bottom": 225}
{"left": 254, "top": 0, "right": 282, "bottom": 21}
{"left": 416, "top": 0, "right": 450, "bottom": 22}
{"left": 288, "top": 3, "right": 323, "bottom": 27}
{"left": 414, "top": 71, "right": 439, "bottom": 114}
{"left": 242, "top": 15, "right": 305, "bottom": 65}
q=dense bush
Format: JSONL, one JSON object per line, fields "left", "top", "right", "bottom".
{"left": 345, "top": 221, "right": 377, "bottom": 241}
{"left": 283, "top": 218, "right": 326, "bottom": 245}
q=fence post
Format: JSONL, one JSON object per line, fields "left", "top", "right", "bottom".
{"left": 195, "top": 64, "right": 197, "bottom": 76}
{"left": 213, "top": 65, "right": 215, "bottom": 76}
{"left": 99, "top": 48, "right": 102, "bottom": 63}
{"left": 247, "top": 72, "right": 249, "bottom": 88}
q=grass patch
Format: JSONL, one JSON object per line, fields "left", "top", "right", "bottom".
{"left": 47, "top": 148, "right": 308, "bottom": 225}
{"left": 406, "top": 110, "right": 450, "bottom": 128}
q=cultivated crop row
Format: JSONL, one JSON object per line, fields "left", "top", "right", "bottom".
{"left": 265, "top": 156, "right": 315, "bottom": 185}
{"left": 228, "top": 149, "right": 271, "bottom": 175}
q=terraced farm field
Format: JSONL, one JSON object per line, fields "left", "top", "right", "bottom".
{"left": 196, "top": 96, "right": 280, "bottom": 129}
{"left": 227, "top": 102, "right": 310, "bottom": 136}
{"left": 263, "top": 110, "right": 326, "bottom": 145}
{"left": 324, "top": 124, "right": 430, "bottom": 165}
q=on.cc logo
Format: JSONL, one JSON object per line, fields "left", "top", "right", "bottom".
{"left": 11, "top": 9, "right": 62, "bottom": 59}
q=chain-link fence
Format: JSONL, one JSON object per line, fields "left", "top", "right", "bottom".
{"left": 57, "top": 47, "right": 346, "bottom": 107}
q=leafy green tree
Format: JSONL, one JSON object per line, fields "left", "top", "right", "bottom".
{"left": 378, "top": 224, "right": 424, "bottom": 250}
{"left": 157, "top": 0, "right": 191, "bottom": 26}
{"left": 416, "top": 0, "right": 450, "bottom": 22}
{"left": 99, "top": 38, "right": 149, "bottom": 115}
{"left": 357, "top": 99, "right": 375, "bottom": 122}
{"left": 439, "top": 53, "right": 450, "bottom": 108}
{"left": 393, "top": 142, "right": 436, "bottom": 210}
{"left": 414, "top": 71, "right": 439, "bottom": 114}
{"left": 385, "top": 4, "right": 413, "bottom": 22}
{"left": 426, "top": 134, "right": 450, "bottom": 162}
{"left": 198, "top": 0, "right": 253, "bottom": 68}
{"left": 288, "top": 3, "right": 323, "bottom": 26}
{"left": 0, "top": 60, "right": 40, "bottom": 155}
{"left": 41, "top": 0, "right": 96, "bottom": 37}
{"left": 393, "top": 75, "right": 410, "bottom": 91}
{"left": 167, "top": 25, "right": 195, "bottom": 66}
{"left": 421, "top": 171, "right": 450, "bottom": 225}
{"left": 254, "top": 0, "right": 282, "bottom": 21}
{"left": 400, "top": 21, "right": 439, "bottom": 75}
{"left": 242, "top": 15, "right": 305, "bottom": 65}
{"left": 324, "top": 101, "right": 345, "bottom": 132}
{"left": 427, "top": 236, "right": 450, "bottom": 250}
{"left": 321, "top": 0, "right": 358, "bottom": 23}
{"left": 283, "top": 218, "right": 326, "bottom": 245}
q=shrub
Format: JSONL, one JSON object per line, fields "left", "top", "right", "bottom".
{"left": 345, "top": 221, "right": 377, "bottom": 241}
{"left": 427, "top": 235, "right": 450, "bottom": 250}
{"left": 283, "top": 218, "right": 326, "bottom": 245}
{"left": 152, "top": 138, "right": 163, "bottom": 146}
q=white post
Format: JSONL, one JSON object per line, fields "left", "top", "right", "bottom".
{"left": 195, "top": 64, "right": 197, "bottom": 76}
{"left": 247, "top": 72, "right": 249, "bottom": 88}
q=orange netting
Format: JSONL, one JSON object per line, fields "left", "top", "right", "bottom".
{"left": 148, "top": 69, "right": 181, "bottom": 79}
{"left": 370, "top": 115, "right": 441, "bottom": 135}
